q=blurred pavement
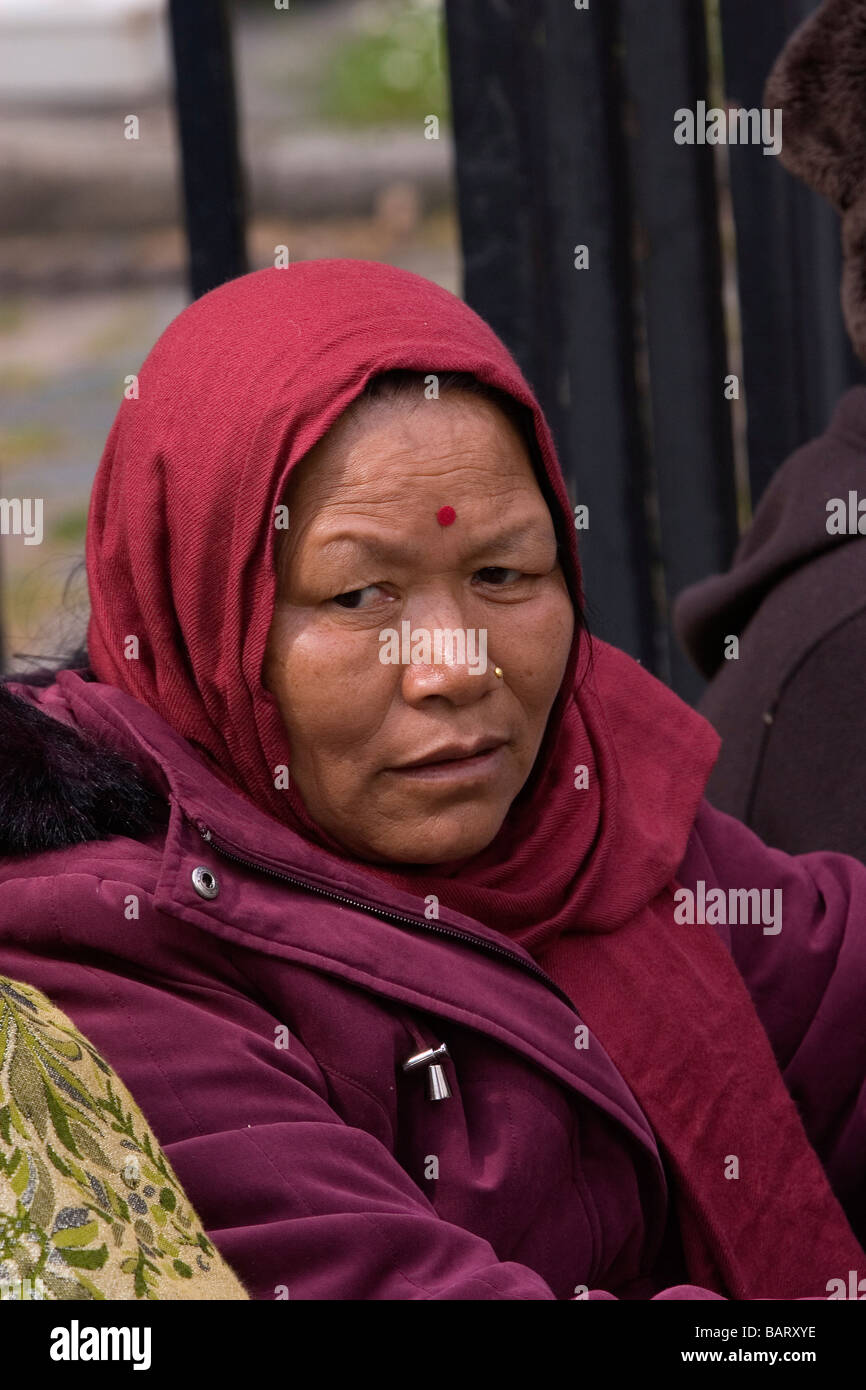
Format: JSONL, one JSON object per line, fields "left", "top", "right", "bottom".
{"left": 0, "top": 0, "right": 461, "bottom": 667}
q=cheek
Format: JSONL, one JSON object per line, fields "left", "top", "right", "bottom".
{"left": 265, "top": 617, "right": 392, "bottom": 756}
{"left": 548, "top": 589, "right": 577, "bottom": 682}
{"left": 509, "top": 586, "right": 575, "bottom": 703}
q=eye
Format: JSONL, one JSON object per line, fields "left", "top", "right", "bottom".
{"left": 473, "top": 567, "right": 522, "bottom": 585}
{"left": 332, "top": 585, "right": 386, "bottom": 610}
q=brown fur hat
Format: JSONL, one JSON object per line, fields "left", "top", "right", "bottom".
{"left": 764, "top": 0, "right": 866, "bottom": 362}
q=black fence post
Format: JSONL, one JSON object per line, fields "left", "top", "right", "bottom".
{"left": 444, "top": 0, "right": 658, "bottom": 671}
{"left": 719, "top": 0, "right": 863, "bottom": 506}
{"left": 620, "top": 0, "right": 739, "bottom": 702}
{"left": 167, "top": 0, "right": 248, "bottom": 300}
{"left": 444, "top": 0, "right": 745, "bottom": 698}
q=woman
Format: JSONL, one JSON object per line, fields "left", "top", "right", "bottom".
{"left": 1, "top": 258, "right": 865, "bottom": 1301}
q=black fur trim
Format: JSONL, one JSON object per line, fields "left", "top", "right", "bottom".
{"left": 0, "top": 683, "right": 168, "bottom": 858}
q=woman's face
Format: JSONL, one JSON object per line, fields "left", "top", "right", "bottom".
{"left": 262, "top": 391, "right": 575, "bottom": 865}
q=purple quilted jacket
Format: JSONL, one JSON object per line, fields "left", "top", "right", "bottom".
{"left": 1, "top": 669, "right": 865, "bottom": 1300}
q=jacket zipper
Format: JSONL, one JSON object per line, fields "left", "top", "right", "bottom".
{"left": 194, "top": 819, "right": 581, "bottom": 1017}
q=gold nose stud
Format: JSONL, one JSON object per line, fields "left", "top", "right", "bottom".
{"left": 494, "top": 666, "right": 503, "bottom": 679}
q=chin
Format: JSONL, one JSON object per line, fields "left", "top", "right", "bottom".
{"left": 374, "top": 814, "right": 505, "bottom": 866}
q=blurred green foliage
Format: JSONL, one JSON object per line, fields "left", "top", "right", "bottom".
{"left": 318, "top": 0, "right": 450, "bottom": 127}
{"left": 51, "top": 507, "right": 89, "bottom": 544}
{"left": 0, "top": 424, "right": 64, "bottom": 462}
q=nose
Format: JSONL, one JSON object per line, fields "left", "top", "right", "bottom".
{"left": 397, "top": 603, "right": 497, "bottom": 707}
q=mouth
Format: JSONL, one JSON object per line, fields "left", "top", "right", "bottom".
{"left": 387, "top": 738, "right": 509, "bottom": 783}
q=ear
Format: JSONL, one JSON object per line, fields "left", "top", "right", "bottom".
{"left": 764, "top": 0, "right": 866, "bottom": 212}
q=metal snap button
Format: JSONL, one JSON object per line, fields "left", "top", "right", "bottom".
{"left": 191, "top": 865, "right": 219, "bottom": 900}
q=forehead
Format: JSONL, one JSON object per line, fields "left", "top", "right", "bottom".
{"left": 282, "top": 392, "right": 539, "bottom": 513}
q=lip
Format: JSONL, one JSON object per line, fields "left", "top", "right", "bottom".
{"left": 392, "top": 737, "right": 508, "bottom": 770}
{"left": 387, "top": 739, "right": 509, "bottom": 782}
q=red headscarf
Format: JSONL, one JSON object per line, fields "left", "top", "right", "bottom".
{"left": 87, "top": 260, "right": 864, "bottom": 1297}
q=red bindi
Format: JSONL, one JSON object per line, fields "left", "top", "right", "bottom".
{"left": 436, "top": 505, "right": 457, "bottom": 527}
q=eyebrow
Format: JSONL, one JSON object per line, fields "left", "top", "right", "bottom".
{"left": 318, "top": 520, "right": 555, "bottom": 565}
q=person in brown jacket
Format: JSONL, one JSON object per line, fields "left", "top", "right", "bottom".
{"left": 675, "top": 0, "right": 866, "bottom": 862}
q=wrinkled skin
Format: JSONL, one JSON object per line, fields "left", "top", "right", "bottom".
{"left": 263, "top": 391, "right": 574, "bottom": 865}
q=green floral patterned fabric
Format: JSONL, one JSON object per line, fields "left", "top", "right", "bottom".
{"left": 0, "top": 976, "right": 248, "bottom": 1300}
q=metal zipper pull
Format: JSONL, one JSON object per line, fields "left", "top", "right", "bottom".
{"left": 402, "top": 1042, "right": 452, "bottom": 1101}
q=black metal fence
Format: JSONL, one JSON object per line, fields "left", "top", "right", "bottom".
{"left": 719, "top": 0, "right": 864, "bottom": 501}
{"left": 444, "top": 0, "right": 863, "bottom": 701}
